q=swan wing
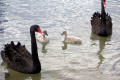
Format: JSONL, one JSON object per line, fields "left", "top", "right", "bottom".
{"left": 37, "top": 34, "right": 43, "bottom": 42}
{"left": 91, "top": 12, "right": 101, "bottom": 26}
{"left": 1, "top": 49, "right": 33, "bottom": 73}
{"left": 1, "top": 41, "right": 33, "bottom": 73}
{"left": 91, "top": 12, "right": 101, "bottom": 35}
{"left": 14, "top": 42, "right": 32, "bottom": 59}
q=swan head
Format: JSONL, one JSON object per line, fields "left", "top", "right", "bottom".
{"left": 61, "top": 31, "right": 67, "bottom": 36}
{"left": 43, "top": 30, "right": 48, "bottom": 36}
{"left": 30, "top": 25, "right": 42, "bottom": 34}
{"left": 103, "top": 0, "right": 106, "bottom": 7}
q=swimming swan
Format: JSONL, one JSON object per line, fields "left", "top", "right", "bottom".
{"left": 1, "top": 25, "right": 42, "bottom": 74}
{"left": 91, "top": 0, "right": 112, "bottom": 37}
{"left": 37, "top": 30, "right": 50, "bottom": 43}
{"left": 61, "top": 31, "right": 82, "bottom": 44}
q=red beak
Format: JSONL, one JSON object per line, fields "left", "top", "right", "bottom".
{"left": 38, "top": 28, "right": 42, "bottom": 34}
{"left": 103, "top": 1, "right": 106, "bottom": 7}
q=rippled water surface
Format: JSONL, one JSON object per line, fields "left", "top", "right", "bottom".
{"left": 0, "top": 0, "right": 120, "bottom": 80}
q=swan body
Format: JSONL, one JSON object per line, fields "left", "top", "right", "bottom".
{"left": 91, "top": 0, "right": 112, "bottom": 37}
{"left": 37, "top": 30, "right": 50, "bottom": 43}
{"left": 1, "top": 25, "right": 42, "bottom": 74}
{"left": 61, "top": 31, "right": 82, "bottom": 44}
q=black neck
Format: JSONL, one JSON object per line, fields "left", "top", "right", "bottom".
{"left": 30, "top": 26, "right": 41, "bottom": 73}
{"left": 30, "top": 30, "right": 39, "bottom": 62}
{"left": 101, "top": 0, "right": 106, "bottom": 24}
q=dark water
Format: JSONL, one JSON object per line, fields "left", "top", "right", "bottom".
{"left": 0, "top": 0, "right": 120, "bottom": 80}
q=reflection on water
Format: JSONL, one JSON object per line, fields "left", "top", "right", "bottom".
{"left": 41, "top": 43, "right": 48, "bottom": 53}
{"left": 1, "top": 62, "right": 41, "bottom": 80}
{"left": 62, "top": 42, "right": 82, "bottom": 50}
{"left": 5, "top": 69, "right": 41, "bottom": 80}
{"left": 62, "top": 42, "right": 67, "bottom": 50}
{"left": 91, "top": 33, "right": 111, "bottom": 68}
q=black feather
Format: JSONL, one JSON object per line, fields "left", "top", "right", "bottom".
{"left": 91, "top": 0, "right": 112, "bottom": 37}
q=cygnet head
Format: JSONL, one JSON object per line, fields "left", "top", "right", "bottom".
{"left": 43, "top": 30, "right": 48, "bottom": 36}
{"left": 61, "top": 31, "right": 67, "bottom": 36}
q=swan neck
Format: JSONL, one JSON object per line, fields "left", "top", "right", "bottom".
{"left": 64, "top": 34, "right": 67, "bottom": 40}
{"left": 43, "top": 34, "right": 45, "bottom": 39}
{"left": 30, "top": 31, "right": 39, "bottom": 61}
{"left": 101, "top": 0, "right": 106, "bottom": 23}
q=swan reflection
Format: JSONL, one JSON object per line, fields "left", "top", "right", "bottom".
{"left": 90, "top": 33, "right": 111, "bottom": 68}
{"left": 62, "top": 42, "right": 68, "bottom": 50}
{"left": 1, "top": 62, "right": 41, "bottom": 80}
{"left": 41, "top": 43, "right": 48, "bottom": 53}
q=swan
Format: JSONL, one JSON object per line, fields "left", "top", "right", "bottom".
{"left": 91, "top": 0, "right": 112, "bottom": 37}
{"left": 37, "top": 30, "right": 50, "bottom": 43}
{"left": 61, "top": 31, "right": 82, "bottom": 44}
{"left": 1, "top": 25, "right": 42, "bottom": 74}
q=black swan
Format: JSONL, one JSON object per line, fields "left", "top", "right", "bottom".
{"left": 91, "top": 0, "right": 112, "bottom": 37}
{"left": 1, "top": 25, "right": 42, "bottom": 74}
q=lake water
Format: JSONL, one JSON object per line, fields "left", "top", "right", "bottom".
{"left": 0, "top": 0, "right": 120, "bottom": 80}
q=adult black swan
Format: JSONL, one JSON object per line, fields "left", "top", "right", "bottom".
{"left": 91, "top": 0, "right": 112, "bottom": 37}
{"left": 1, "top": 25, "right": 42, "bottom": 74}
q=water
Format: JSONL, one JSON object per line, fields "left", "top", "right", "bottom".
{"left": 0, "top": 0, "right": 120, "bottom": 80}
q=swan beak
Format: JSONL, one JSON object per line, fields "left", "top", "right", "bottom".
{"left": 46, "top": 33, "right": 48, "bottom": 36}
{"left": 38, "top": 28, "right": 42, "bottom": 34}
